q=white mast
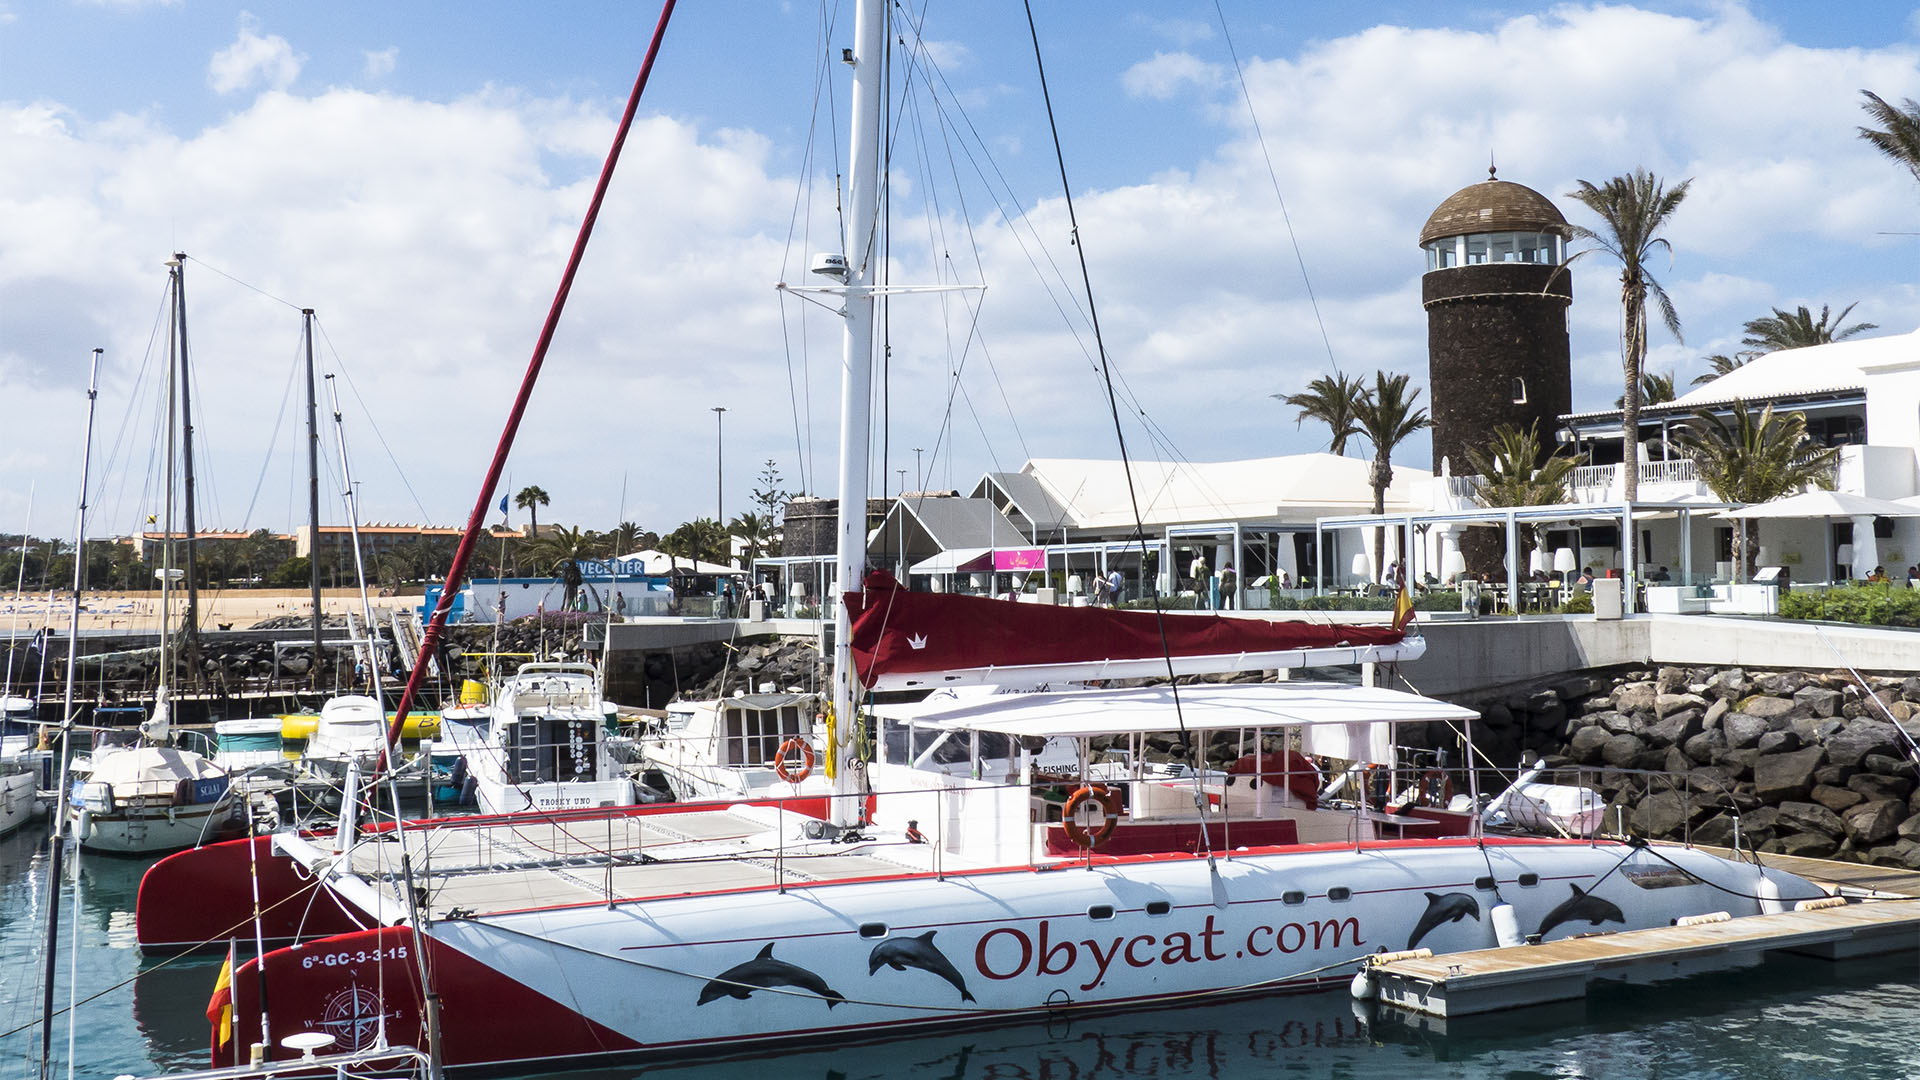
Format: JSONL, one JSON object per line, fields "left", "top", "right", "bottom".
{"left": 323, "top": 374, "right": 386, "bottom": 711}
{"left": 827, "top": 0, "right": 885, "bottom": 827}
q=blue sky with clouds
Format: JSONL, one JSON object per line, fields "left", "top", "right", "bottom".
{"left": 5, "top": 1, "right": 1920, "bottom": 539}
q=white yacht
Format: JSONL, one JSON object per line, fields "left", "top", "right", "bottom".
{"left": 468, "top": 663, "right": 634, "bottom": 814}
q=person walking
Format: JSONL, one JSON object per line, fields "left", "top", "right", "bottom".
{"left": 1190, "top": 553, "right": 1209, "bottom": 610}
{"left": 1219, "top": 563, "right": 1237, "bottom": 610}
{"left": 1107, "top": 568, "right": 1124, "bottom": 606}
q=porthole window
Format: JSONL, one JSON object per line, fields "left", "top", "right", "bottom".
{"left": 859, "top": 922, "right": 888, "bottom": 938}
{"left": 1282, "top": 890, "right": 1305, "bottom": 905}
{"left": 1088, "top": 905, "right": 1115, "bottom": 921}
{"left": 1518, "top": 873, "right": 1539, "bottom": 888}
{"left": 1327, "top": 887, "right": 1352, "bottom": 902}
{"left": 1474, "top": 876, "right": 1496, "bottom": 891}
{"left": 1145, "top": 900, "right": 1171, "bottom": 916}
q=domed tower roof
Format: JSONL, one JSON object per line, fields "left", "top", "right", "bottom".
{"left": 1419, "top": 170, "right": 1568, "bottom": 246}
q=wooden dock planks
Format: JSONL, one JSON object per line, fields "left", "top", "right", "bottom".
{"left": 1372, "top": 849, "right": 1920, "bottom": 1017}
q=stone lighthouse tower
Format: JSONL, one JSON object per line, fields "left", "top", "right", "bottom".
{"left": 1420, "top": 168, "right": 1573, "bottom": 479}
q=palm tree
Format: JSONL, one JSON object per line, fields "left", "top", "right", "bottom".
{"left": 1690, "top": 353, "right": 1749, "bottom": 387}
{"left": 1567, "top": 169, "right": 1691, "bottom": 503}
{"left": 1466, "top": 422, "right": 1583, "bottom": 564}
{"left": 607, "top": 521, "right": 646, "bottom": 555}
{"left": 1275, "top": 372, "right": 1364, "bottom": 455}
{"left": 1740, "top": 303, "right": 1876, "bottom": 353}
{"left": 514, "top": 485, "right": 550, "bottom": 540}
{"left": 1673, "top": 402, "right": 1839, "bottom": 579}
{"left": 1351, "top": 371, "right": 1431, "bottom": 580}
{"left": 1859, "top": 90, "right": 1920, "bottom": 186}
{"left": 662, "top": 519, "right": 726, "bottom": 567}
{"left": 1615, "top": 369, "right": 1677, "bottom": 409}
{"left": 729, "top": 512, "right": 776, "bottom": 565}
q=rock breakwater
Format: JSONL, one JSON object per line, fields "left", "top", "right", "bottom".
{"left": 1443, "top": 665, "right": 1920, "bottom": 868}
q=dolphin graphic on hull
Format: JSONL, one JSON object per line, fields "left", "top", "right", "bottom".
{"left": 868, "top": 930, "right": 975, "bottom": 1002}
{"left": 1536, "top": 883, "right": 1625, "bottom": 940}
{"left": 696, "top": 943, "right": 845, "bottom": 1008}
{"left": 1406, "top": 891, "right": 1480, "bottom": 950}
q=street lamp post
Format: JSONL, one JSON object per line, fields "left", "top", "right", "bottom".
{"left": 912, "top": 447, "right": 924, "bottom": 491}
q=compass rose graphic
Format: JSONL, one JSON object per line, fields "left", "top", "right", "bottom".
{"left": 316, "top": 980, "right": 403, "bottom": 1051}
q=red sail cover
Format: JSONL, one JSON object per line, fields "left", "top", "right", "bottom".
{"left": 847, "top": 571, "right": 1406, "bottom": 687}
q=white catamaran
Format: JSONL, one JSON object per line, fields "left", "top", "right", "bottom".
{"left": 193, "top": 6, "right": 1852, "bottom": 1073}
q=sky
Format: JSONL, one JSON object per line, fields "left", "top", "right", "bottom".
{"left": 5, "top": 0, "right": 1920, "bottom": 542}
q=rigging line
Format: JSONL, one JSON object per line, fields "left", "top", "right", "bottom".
{"left": 237, "top": 335, "right": 305, "bottom": 530}
{"left": 774, "top": 13, "right": 841, "bottom": 497}
{"left": 1022, "top": 0, "right": 1209, "bottom": 859}
{"left": 913, "top": 89, "right": 1032, "bottom": 468}
{"left": 96, "top": 282, "right": 174, "bottom": 536}
{"left": 180, "top": 254, "right": 303, "bottom": 312}
{"left": 313, "top": 318, "right": 434, "bottom": 524}
{"left": 1211, "top": 0, "right": 1337, "bottom": 372}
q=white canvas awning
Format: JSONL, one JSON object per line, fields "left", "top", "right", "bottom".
{"left": 1718, "top": 490, "right": 1920, "bottom": 520}
{"left": 868, "top": 683, "right": 1474, "bottom": 743}
{"left": 611, "top": 549, "right": 739, "bottom": 575}
{"left": 908, "top": 547, "right": 993, "bottom": 575}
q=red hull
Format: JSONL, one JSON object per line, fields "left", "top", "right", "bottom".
{"left": 138, "top": 835, "right": 364, "bottom": 955}
{"left": 216, "top": 926, "right": 640, "bottom": 1069}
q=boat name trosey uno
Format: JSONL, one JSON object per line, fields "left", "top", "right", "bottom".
{"left": 972, "top": 913, "right": 1365, "bottom": 990}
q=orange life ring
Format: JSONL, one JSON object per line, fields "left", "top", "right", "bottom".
{"left": 773, "top": 737, "right": 815, "bottom": 784}
{"left": 1417, "top": 766, "right": 1453, "bottom": 808}
{"left": 1061, "top": 784, "right": 1120, "bottom": 848}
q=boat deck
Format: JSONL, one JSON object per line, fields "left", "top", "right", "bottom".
{"left": 1370, "top": 847, "right": 1920, "bottom": 1018}
{"left": 338, "top": 807, "right": 938, "bottom": 919}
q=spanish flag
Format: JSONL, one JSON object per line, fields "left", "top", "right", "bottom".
{"left": 1391, "top": 581, "right": 1415, "bottom": 631}
{"left": 207, "top": 945, "right": 234, "bottom": 1053}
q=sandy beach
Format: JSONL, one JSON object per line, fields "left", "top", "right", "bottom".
{"left": 0, "top": 589, "right": 413, "bottom": 634}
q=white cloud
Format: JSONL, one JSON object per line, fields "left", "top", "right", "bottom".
{"left": 207, "top": 15, "right": 303, "bottom": 95}
{"left": 1121, "top": 52, "right": 1222, "bottom": 100}
{"left": 10, "top": 4, "right": 1920, "bottom": 534}
{"left": 363, "top": 47, "right": 398, "bottom": 80}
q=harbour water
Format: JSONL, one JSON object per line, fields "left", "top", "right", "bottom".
{"left": 1, "top": 824, "right": 1917, "bottom": 1080}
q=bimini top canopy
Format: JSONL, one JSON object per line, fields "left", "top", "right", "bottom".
{"left": 868, "top": 682, "right": 1475, "bottom": 739}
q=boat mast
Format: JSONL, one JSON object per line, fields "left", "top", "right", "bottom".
{"left": 304, "top": 309, "right": 324, "bottom": 689}
{"left": 324, "top": 373, "right": 385, "bottom": 714}
{"left": 38, "top": 348, "right": 100, "bottom": 1080}
{"left": 155, "top": 258, "right": 181, "bottom": 734}
{"left": 173, "top": 253, "right": 202, "bottom": 683}
{"left": 828, "top": 0, "right": 885, "bottom": 827}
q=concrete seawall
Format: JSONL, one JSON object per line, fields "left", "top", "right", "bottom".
{"left": 1413, "top": 615, "right": 1920, "bottom": 696}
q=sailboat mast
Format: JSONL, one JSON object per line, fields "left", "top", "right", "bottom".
{"left": 303, "top": 308, "right": 324, "bottom": 688}
{"left": 159, "top": 259, "right": 180, "bottom": 718}
{"left": 324, "top": 373, "right": 385, "bottom": 713}
{"left": 828, "top": 0, "right": 885, "bottom": 827}
{"left": 38, "top": 348, "right": 100, "bottom": 1080}
{"left": 173, "top": 252, "right": 202, "bottom": 681}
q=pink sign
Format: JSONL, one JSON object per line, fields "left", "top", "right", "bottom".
{"left": 994, "top": 548, "right": 1045, "bottom": 571}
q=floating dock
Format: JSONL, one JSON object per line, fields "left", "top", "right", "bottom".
{"left": 1369, "top": 846, "right": 1920, "bottom": 1019}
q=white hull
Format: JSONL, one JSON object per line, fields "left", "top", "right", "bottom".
{"left": 474, "top": 777, "right": 634, "bottom": 815}
{"left": 258, "top": 836, "right": 1827, "bottom": 1070}
{"left": 72, "top": 801, "right": 238, "bottom": 854}
{"left": 0, "top": 768, "right": 39, "bottom": 837}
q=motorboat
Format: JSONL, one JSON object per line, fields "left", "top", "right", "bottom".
{"left": 299, "top": 696, "right": 389, "bottom": 781}
{"left": 639, "top": 691, "right": 830, "bottom": 802}
{"left": 467, "top": 662, "right": 634, "bottom": 814}
{"left": 209, "top": 718, "right": 288, "bottom": 773}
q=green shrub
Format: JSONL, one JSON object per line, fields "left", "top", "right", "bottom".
{"left": 1778, "top": 583, "right": 1920, "bottom": 627}
{"left": 1557, "top": 592, "right": 1594, "bottom": 615}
